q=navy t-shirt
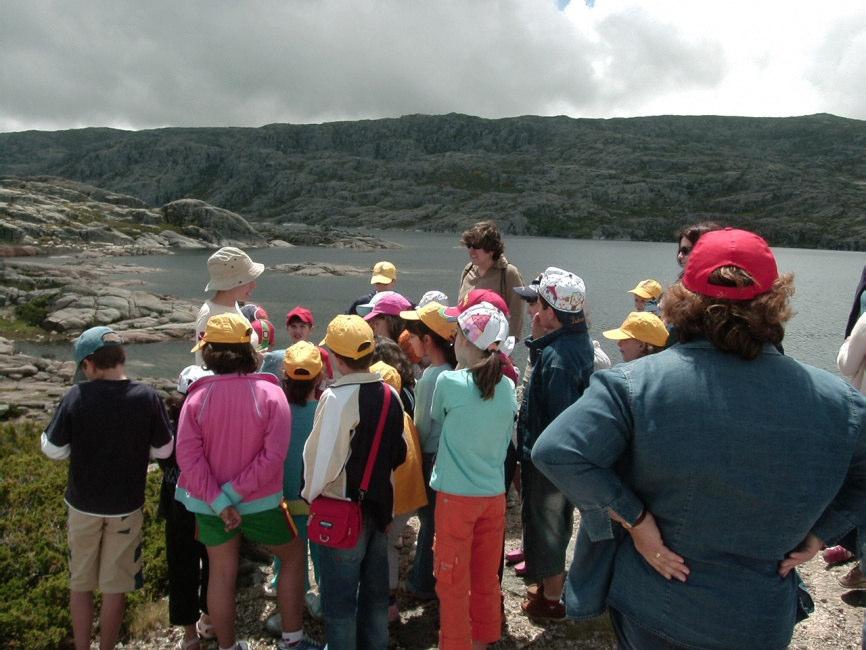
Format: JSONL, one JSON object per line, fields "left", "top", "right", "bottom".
{"left": 44, "top": 379, "right": 173, "bottom": 515}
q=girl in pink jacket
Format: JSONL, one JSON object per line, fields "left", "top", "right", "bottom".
{"left": 176, "top": 313, "right": 303, "bottom": 650}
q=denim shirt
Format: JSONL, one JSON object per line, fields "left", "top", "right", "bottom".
{"left": 518, "top": 319, "right": 595, "bottom": 462}
{"left": 533, "top": 340, "right": 866, "bottom": 650}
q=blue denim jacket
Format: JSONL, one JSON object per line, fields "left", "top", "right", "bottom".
{"left": 518, "top": 319, "right": 594, "bottom": 462}
{"left": 533, "top": 340, "right": 866, "bottom": 650}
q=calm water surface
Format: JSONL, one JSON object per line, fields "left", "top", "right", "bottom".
{"left": 19, "top": 231, "right": 865, "bottom": 379}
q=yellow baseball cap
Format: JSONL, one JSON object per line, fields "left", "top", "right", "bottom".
{"left": 627, "top": 279, "right": 663, "bottom": 301}
{"left": 284, "top": 341, "right": 323, "bottom": 380}
{"left": 370, "top": 261, "right": 397, "bottom": 285}
{"left": 603, "top": 312, "right": 669, "bottom": 347}
{"left": 191, "top": 313, "right": 252, "bottom": 352}
{"left": 320, "top": 315, "right": 376, "bottom": 359}
{"left": 399, "top": 302, "right": 458, "bottom": 341}
{"left": 370, "top": 360, "right": 402, "bottom": 391}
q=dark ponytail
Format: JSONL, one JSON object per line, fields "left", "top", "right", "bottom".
{"left": 470, "top": 350, "right": 503, "bottom": 400}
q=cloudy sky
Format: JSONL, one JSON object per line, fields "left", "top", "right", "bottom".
{"left": 1, "top": 0, "right": 865, "bottom": 132}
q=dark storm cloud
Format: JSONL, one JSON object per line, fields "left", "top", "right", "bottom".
{"left": 0, "top": 0, "right": 729, "bottom": 131}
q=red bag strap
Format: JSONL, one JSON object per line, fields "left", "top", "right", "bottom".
{"left": 358, "top": 384, "right": 392, "bottom": 501}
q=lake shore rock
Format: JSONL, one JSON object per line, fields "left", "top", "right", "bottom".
{"left": 0, "top": 176, "right": 401, "bottom": 256}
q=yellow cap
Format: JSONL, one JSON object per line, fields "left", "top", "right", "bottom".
{"left": 319, "top": 315, "right": 376, "bottom": 360}
{"left": 370, "top": 261, "right": 397, "bottom": 285}
{"left": 284, "top": 341, "right": 323, "bottom": 380}
{"left": 191, "top": 313, "right": 252, "bottom": 352}
{"left": 399, "top": 302, "right": 458, "bottom": 341}
{"left": 603, "top": 312, "right": 669, "bottom": 347}
{"left": 627, "top": 279, "right": 663, "bottom": 301}
{"left": 370, "top": 360, "right": 402, "bottom": 391}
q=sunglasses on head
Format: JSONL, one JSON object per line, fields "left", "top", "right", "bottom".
{"left": 465, "top": 243, "right": 484, "bottom": 250}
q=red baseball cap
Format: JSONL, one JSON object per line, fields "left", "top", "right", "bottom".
{"left": 286, "top": 306, "right": 314, "bottom": 327}
{"left": 444, "top": 289, "right": 510, "bottom": 319}
{"left": 682, "top": 228, "right": 778, "bottom": 300}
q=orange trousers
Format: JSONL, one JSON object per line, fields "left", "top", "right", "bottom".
{"left": 433, "top": 491, "right": 506, "bottom": 650}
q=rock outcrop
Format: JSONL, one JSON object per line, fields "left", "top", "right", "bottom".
{"left": 0, "top": 176, "right": 399, "bottom": 254}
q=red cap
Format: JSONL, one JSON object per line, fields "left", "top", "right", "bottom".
{"left": 444, "top": 289, "right": 510, "bottom": 318}
{"left": 682, "top": 228, "right": 778, "bottom": 301}
{"left": 286, "top": 306, "right": 314, "bottom": 327}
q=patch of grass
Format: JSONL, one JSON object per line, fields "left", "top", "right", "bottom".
{"left": 127, "top": 600, "right": 168, "bottom": 639}
{"left": 0, "top": 315, "right": 46, "bottom": 339}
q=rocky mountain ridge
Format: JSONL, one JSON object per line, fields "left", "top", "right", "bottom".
{"left": 2, "top": 113, "right": 866, "bottom": 248}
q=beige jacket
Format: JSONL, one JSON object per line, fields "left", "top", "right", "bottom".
{"left": 458, "top": 255, "right": 525, "bottom": 339}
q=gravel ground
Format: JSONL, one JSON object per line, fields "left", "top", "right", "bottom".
{"left": 120, "top": 503, "right": 864, "bottom": 649}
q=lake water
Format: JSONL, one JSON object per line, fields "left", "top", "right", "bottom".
{"left": 17, "top": 230, "right": 865, "bottom": 380}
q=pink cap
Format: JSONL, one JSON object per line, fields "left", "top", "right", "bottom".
{"left": 444, "top": 289, "right": 510, "bottom": 320}
{"left": 362, "top": 292, "right": 413, "bottom": 321}
{"left": 683, "top": 228, "right": 778, "bottom": 300}
{"left": 286, "top": 306, "right": 314, "bottom": 326}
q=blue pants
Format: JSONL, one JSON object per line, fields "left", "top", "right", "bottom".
{"left": 407, "top": 452, "right": 437, "bottom": 598}
{"left": 318, "top": 513, "right": 390, "bottom": 650}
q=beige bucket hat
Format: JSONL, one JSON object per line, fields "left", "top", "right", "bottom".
{"left": 204, "top": 247, "right": 265, "bottom": 292}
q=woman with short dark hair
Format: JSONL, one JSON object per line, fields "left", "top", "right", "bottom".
{"left": 458, "top": 220, "right": 525, "bottom": 338}
{"left": 534, "top": 228, "right": 866, "bottom": 649}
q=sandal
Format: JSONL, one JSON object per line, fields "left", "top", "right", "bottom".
{"left": 505, "top": 548, "right": 524, "bottom": 565}
{"left": 196, "top": 616, "right": 215, "bottom": 639}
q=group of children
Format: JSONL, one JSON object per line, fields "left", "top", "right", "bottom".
{"left": 42, "top": 231, "right": 685, "bottom": 650}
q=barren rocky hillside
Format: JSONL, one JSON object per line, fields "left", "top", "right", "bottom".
{"left": 2, "top": 113, "right": 866, "bottom": 249}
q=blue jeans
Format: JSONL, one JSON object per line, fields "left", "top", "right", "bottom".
{"left": 407, "top": 453, "right": 437, "bottom": 598}
{"left": 318, "top": 512, "right": 389, "bottom": 650}
{"left": 521, "top": 459, "right": 573, "bottom": 580}
{"left": 610, "top": 608, "right": 687, "bottom": 650}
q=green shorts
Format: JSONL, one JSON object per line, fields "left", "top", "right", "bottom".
{"left": 195, "top": 504, "right": 297, "bottom": 547}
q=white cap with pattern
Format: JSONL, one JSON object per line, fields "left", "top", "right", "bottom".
{"left": 457, "top": 302, "right": 509, "bottom": 351}
{"left": 538, "top": 267, "right": 585, "bottom": 313}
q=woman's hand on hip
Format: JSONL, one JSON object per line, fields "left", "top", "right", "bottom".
{"left": 629, "top": 511, "right": 690, "bottom": 583}
{"left": 778, "top": 532, "right": 822, "bottom": 578}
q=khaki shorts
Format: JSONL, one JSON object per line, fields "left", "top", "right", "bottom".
{"left": 68, "top": 508, "right": 144, "bottom": 593}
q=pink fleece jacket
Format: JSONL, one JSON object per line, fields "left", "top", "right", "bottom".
{"left": 175, "top": 373, "right": 291, "bottom": 516}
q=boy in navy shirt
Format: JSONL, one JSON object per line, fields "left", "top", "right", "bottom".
{"left": 42, "top": 326, "right": 173, "bottom": 650}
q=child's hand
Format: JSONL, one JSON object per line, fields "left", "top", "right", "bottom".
{"left": 220, "top": 506, "right": 242, "bottom": 531}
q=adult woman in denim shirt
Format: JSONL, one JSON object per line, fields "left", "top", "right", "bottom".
{"left": 534, "top": 229, "right": 866, "bottom": 650}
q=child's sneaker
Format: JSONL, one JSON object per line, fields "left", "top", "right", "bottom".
{"left": 305, "top": 589, "right": 323, "bottom": 619}
{"left": 521, "top": 594, "right": 565, "bottom": 622}
{"left": 505, "top": 548, "right": 524, "bottom": 565}
{"left": 822, "top": 545, "right": 854, "bottom": 565}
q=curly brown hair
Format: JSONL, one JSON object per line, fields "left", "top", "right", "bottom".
{"left": 663, "top": 267, "right": 795, "bottom": 360}
{"left": 461, "top": 220, "right": 505, "bottom": 261}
